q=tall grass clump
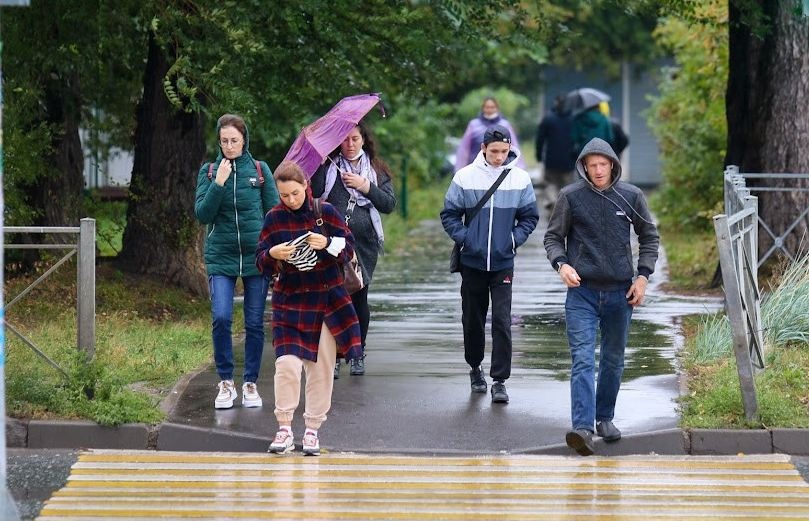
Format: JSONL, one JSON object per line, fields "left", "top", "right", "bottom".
{"left": 760, "top": 253, "right": 809, "bottom": 348}
{"left": 691, "top": 252, "right": 809, "bottom": 361}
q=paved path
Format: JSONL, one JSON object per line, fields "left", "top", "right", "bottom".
{"left": 36, "top": 450, "right": 809, "bottom": 520}
{"left": 168, "top": 215, "right": 720, "bottom": 453}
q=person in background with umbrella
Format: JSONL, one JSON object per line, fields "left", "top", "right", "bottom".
{"left": 454, "top": 96, "right": 525, "bottom": 172}
{"left": 567, "top": 88, "right": 614, "bottom": 159}
{"left": 310, "top": 122, "right": 396, "bottom": 378}
{"left": 257, "top": 161, "right": 362, "bottom": 456}
{"left": 195, "top": 114, "right": 279, "bottom": 410}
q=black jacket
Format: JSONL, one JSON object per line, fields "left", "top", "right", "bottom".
{"left": 543, "top": 138, "right": 659, "bottom": 290}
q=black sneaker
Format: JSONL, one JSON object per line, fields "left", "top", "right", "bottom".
{"left": 596, "top": 420, "right": 621, "bottom": 442}
{"left": 565, "top": 429, "right": 595, "bottom": 456}
{"left": 491, "top": 381, "right": 509, "bottom": 403}
{"left": 333, "top": 360, "right": 341, "bottom": 380}
{"left": 349, "top": 356, "right": 365, "bottom": 376}
{"left": 469, "top": 366, "right": 487, "bottom": 393}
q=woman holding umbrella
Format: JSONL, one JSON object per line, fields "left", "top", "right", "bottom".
{"left": 310, "top": 122, "right": 397, "bottom": 377}
{"left": 256, "top": 161, "right": 362, "bottom": 455}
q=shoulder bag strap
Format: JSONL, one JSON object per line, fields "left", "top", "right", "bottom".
{"left": 464, "top": 168, "right": 511, "bottom": 224}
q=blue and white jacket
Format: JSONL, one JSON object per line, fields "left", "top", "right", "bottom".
{"left": 441, "top": 149, "right": 539, "bottom": 272}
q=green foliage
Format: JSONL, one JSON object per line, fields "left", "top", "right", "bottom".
{"left": 646, "top": 0, "right": 727, "bottom": 233}
{"left": 657, "top": 227, "right": 718, "bottom": 290}
{"left": 5, "top": 264, "right": 211, "bottom": 426}
{"left": 84, "top": 194, "right": 127, "bottom": 257}
{"left": 373, "top": 97, "right": 455, "bottom": 188}
{"left": 680, "top": 252, "right": 809, "bottom": 428}
{"left": 547, "top": 0, "right": 662, "bottom": 78}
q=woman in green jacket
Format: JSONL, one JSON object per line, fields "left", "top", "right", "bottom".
{"left": 195, "top": 114, "right": 279, "bottom": 410}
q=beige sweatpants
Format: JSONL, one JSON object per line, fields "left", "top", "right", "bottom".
{"left": 273, "top": 322, "right": 337, "bottom": 431}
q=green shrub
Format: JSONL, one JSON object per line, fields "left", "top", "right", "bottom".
{"left": 646, "top": 0, "right": 727, "bottom": 233}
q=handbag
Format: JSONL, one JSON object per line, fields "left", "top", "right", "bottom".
{"left": 449, "top": 168, "right": 511, "bottom": 273}
{"left": 312, "top": 198, "right": 365, "bottom": 294}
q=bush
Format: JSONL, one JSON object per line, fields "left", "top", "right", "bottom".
{"left": 646, "top": 0, "right": 727, "bottom": 233}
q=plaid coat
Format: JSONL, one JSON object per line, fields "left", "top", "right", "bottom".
{"left": 256, "top": 197, "right": 362, "bottom": 362}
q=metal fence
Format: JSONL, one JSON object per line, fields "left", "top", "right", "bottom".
{"left": 725, "top": 165, "right": 809, "bottom": 267}
{"left": 714, "top": 168, "right": 764, "bottom": 421}
{"left": 3, "top": 218, "right": 96, "bottom": 377}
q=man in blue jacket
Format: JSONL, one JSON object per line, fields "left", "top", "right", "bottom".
{"left": 441, "top": 125, "right": 539, "bottom": 404}
{"left": 544, "top": 137, "right": 659, "bottom": 456}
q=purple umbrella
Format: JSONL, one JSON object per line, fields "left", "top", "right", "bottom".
{"left": 283, "top": 93, "right": 386, "bottom": 177}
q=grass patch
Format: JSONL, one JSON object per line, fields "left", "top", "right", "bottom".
{"left": 382, "top": 177, "right": 450, "bottom": 251}
{"left": 5, "top": 262, "right": 211, "bottom": 426}
{"left": 679, "top": 253, "right": 809, "bottom": 428}
{"left": 657, "top": 225, "right": 719, "bottom": 291}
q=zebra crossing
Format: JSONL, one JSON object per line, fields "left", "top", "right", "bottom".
{"left": 37, "top": 450, "right": 809, "bottom": 520}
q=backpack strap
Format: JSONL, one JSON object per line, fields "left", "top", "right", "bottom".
{"left": 206, "top": 160, "right": 264, "bottom": 185}
{"left": 312, "top": 198, "right": 324, "bottom": 227}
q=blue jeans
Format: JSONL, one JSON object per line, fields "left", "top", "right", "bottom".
{"left": 209, "top": 274, "right": 269, "bottom": 383}
{"left": 565, "top": 285, "right": 633, "bottom": 432}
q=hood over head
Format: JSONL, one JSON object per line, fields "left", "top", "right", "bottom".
{"left": 575, "top": 137, "right": 621, "bottom": 189}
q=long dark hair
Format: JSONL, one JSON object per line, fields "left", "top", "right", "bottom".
{"left": 330, "top": 122, "right": 392, "bottom": 180}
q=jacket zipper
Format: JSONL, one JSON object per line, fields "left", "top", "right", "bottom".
{"left": 486, "top": 193, "right": 494, "bottom": 271}
{"left": 233, "top": 163, "right": 243, "bottom": 276}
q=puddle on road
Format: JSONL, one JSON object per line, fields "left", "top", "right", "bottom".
{"left": 515, "top": 313, "right": 676, "bottom": 382}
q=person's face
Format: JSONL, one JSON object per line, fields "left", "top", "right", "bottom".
{"left": 481, "top": 100, "right": 499, "bottom": 118}
{"left": 584, "top": 154, "right": 614, "bottom": 190}
{"left": 277, "top": 179, "right": 308, "bottom": 210}
{"left": 219, "top": 126, "right": 244, "bottom": 160}
{"left": 340, "top": 127, "right": 364, "bottom": 160}
{"left": 482, "top": 141, "right": 510, "bottom": 167}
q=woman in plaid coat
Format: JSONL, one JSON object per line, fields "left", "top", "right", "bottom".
{"left": 256, "top": 161, "right": 362, "bottom": 456}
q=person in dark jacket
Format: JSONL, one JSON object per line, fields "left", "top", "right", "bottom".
{"left": 310, "top": 123, "right": 396, "bottom": 378}
{"left": 543, "top": 137, "right": 659, "bottom": 456}
{"left": 441, "top": 125, "right": 539, "bottom": 404}
{"left": 257, "top": 161, "right": 362, "bottom": 456}
{"left": 194, "top": 114, "right": 280, "bottom": 410}
{"left": 535, "top": 94, "right": 576, "bottom": 209}
{"left": 570, "top": 106, "right": 614, "bottom": 159}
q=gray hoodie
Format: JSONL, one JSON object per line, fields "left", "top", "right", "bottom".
{"left": 543, "top": 138, "right": 659, "bottom": 290}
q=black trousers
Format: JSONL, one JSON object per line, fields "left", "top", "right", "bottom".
{"left": 350, "top": 285, "right": 370, "bottom": 351}
{"left": 460, "top": 265, "right": 513, "bottom": 382}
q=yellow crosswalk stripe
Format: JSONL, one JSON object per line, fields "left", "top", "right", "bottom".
{"left": 37, "top": 451, "right": 809, "bottom": 520}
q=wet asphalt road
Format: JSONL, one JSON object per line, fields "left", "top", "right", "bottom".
{"left": 171, "top": 215, "right": 722, "bottom": 453}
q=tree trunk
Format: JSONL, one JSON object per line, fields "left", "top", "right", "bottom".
{"left": 118, "top": 33, "right": 208, "bottom": 295}
{"left": 726, "top": 1, "right": 809, "bottom": 261}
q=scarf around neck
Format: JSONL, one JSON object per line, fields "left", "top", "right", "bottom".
{"left": 324, "top": 152, "right": 385, "bottom": 250}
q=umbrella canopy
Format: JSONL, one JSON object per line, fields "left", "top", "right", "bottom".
{"left": 283, "top": 93, "right": 385, "bottom": 177}
{"left": 564, "top": 87, "right": 610, "bottom": 116}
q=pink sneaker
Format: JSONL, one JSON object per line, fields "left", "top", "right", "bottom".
{"left": 268, "top": 428, "right": 293, "bottom": 454}
{"left": 302, "top": 430, "right": 320, "bottom": 456}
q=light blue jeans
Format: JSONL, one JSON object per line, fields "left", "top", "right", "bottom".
{"left": 565, "top": 285, "right": 633, "bottom": 432}
{"left": 209, "top": 274, "right": 269, "bottom": 383}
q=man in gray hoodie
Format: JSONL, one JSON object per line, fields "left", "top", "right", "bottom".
{"left": 544, "top": 137, "right": 659, "bottom": 456}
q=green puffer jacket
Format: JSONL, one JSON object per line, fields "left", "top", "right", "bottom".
{"left": 194, "top": 123, "right": 279, "bottom": 277}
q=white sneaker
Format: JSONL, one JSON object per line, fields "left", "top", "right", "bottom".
{"left": 302, "top": 430, "right": 320, "bottom": 456}
{"left": 268, "top": 428, "right": 294, "bottom": 454}
{"left": 242, "top": 382, "right": 262, "bottom": 408}
{"left": 214, "top": 380, "right": 237, "bottom": 409}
